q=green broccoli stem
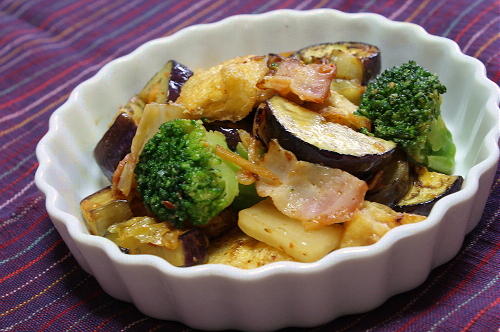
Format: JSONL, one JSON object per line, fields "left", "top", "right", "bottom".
{"left": 407, "top": 115, "right": 455, "bottom": 174}
{"left": 230, "top": 142, "right": 265, "bottom": 210}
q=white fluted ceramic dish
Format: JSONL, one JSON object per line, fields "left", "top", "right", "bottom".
{"left": 35, "top": 9, "right": 499, "bottom": 331}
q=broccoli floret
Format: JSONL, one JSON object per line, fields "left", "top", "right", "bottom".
{"left": 135, "top": 119, "right": 239, "bottom": 228}
{"left": 357, "top": 61, "right": 456, "bottom": 174}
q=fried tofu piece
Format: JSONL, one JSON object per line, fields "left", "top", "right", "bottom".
{"left": 177, "top": 55, "right": 269, "bottom": 122}
{"left": 340, "top": 201, "right": 425, "bottom": 248}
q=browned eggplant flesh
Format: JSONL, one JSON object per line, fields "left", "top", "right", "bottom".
{"left": 395, "top": 166, "right": 463, "bottom": 215}
{"left": 104, "top": 216, "right": 209, "bottom": 267}
{"left": 80, "top": 186, "right": 134, "bottom": 236}
{"left": 296, "top": 42, "right": 381, "bottom": 84}
{"left": 254, "top": 96, "right": 396, "bottom": 174}
{"left": 138, "top": 60, "right": 193, "bottom": 104}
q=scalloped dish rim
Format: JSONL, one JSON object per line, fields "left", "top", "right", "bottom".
{"left": 34, "top": 8, "right": 499, "bottom": 328}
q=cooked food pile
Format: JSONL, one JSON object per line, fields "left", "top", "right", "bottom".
{"left": 81, "top": 42, "right": 462, "bottom": 269}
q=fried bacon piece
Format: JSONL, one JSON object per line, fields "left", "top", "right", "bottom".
{"left": 257, "top": 58, "right": 336, "bottom": 103}
{"left": 255, "top": 141, "right": 367, "bottom": 229}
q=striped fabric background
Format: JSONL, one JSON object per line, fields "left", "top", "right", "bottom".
{"left": 0, "top": 0, "right": 498, "bottom": 331}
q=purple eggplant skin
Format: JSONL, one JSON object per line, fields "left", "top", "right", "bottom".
{"left": 94, "top": 112, "right": 137, "bottom": 180}
{"left": 139, "top": 60, "right": 193, "bottom": 104}
{"left": 203, "top": 113, "right": 255, "bottom": 151}
{"left": 365, "top": 151, "right": 412, "bottom": 206}
{"left": 203, "top": 122, "right": 242, "bottom": 151}
{"left": 180, "top": 228, "right": 210, "bottom": 266}
{"left": 168, "top": 61, "right": 193, "bottom": 102}
{"left": 254, "top": 97, "right": 396, "bottom": 175}
{"left": 395, "top": 175, "right": 463, "bottom": 216}
{"left": 119, "top": 246, "right": 130, "bottom": 254}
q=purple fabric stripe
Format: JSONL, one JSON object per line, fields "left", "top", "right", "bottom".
{"left": 443, "top": 0, "right": 489, "bottom": 37}
{"left": 0, "top": 0, "right": 109, "bottom": 63}
{"left": 0, "top": 0, "right": 168, "bottom": 97}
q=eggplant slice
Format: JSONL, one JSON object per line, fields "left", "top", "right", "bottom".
{"left": 395, "top": 166, "right": 463, "bottom": 215}
{"left": 94, "top": 112, "right": 137, "bottom": 181}
{"left": 138, "top": 60, "right": 193, "bottom": 104}
{"left": 365, "top": 151, "right": 412, "bottom": 206}
{"left": 94, "top": 61, "right": 192, "bottom": 180}
{"left": 296, "top": 42, "right": 381, "bottom": 84}
{"left": 104, "top": 216, "right": 209, "bottom": 267}
{"left": 203, "top": 113, "right": 255, "bottom": 151}
{"left": 120, "top": 96, "right": 146, "bottom": 124}
{"left": 254, "top": 96, "right": 396, "bottom": 174}
{"left": 80, "top": 186, "right": 134, "bottom": 236}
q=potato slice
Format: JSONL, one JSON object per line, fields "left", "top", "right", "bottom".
{"left": 330, "top": 79, "right": 366, "bottom": 105}
{"left": 238, "top": 199, "right": 344, "bottom": 262}
{"left": 340, "top": 201, "right": 426, "bottom": 248}
{"left": 296, "top": 42, "right": 381, "bottom": 84}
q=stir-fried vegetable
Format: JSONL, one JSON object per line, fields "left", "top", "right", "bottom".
{"left": 82, "top": 42, "right": 462, "bottom": 268}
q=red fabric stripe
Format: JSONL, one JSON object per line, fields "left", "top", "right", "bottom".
{"left": 493, "top": 69, "right": 500, "bottom": 83}
{"left": 454, "top": 1, "right": 499, "bottom": 42}
{"left": 0, "top": 212, "right": 47, "bottom": 249}
{"left": 275, "top": 0, "right": 299, "bottom": 10}
{"left": 0, "top": 2, "right": 202, "bottom": 139}
{"left": 0, "top": 1, "right": 118, "bottom": 67}
{"left": 0, "top": 162, "right": 37, "bottom": 196}
{"left": 0, "top": 134, "right": 41, "bottom": 168}
{"left": 0, "top": 28, "right": 35, "bottom": 47}
{"left": 0, "top": 0, "right": 184, "bottom": 83}
{"left": 0, "top": 0, "right": 89, "bottom": 46}
{"left": 382, "top": 0, "right": 398, "bottom": 10}
{"left": 396, "top": 242, "right": 500, "bottom": 332}
{"left": 0, "top": 1, "right": 174, "bottom": 109}
{"left": 37, "top": 289, "right": 103, "bottom": 332}
{"left": 39, "top": 0, "right": 87, "bottom": 30}
{"left": 1, "top": 0, "right": 147, "bottom": 82}
{"left": 339, "top": 0, "right": 358, "bottom": 12}
{"left": 428, "top": 1, "right": 466, "bottom": 34}
{"left": 460, "top": 297, "right": 500, "bottom": 332}
{"left": 0, "top": 239, "right": 62, "bottom": 283}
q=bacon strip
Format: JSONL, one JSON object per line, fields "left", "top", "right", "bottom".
{"left": 256, "top": 141, "right": 367, "bottom": 229}
{"left": 257, "top": 58, "right": 336, "bottom": 103}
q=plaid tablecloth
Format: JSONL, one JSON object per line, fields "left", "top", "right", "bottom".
{"left": 0, "top": 0, "right": 498, "bottom": 331}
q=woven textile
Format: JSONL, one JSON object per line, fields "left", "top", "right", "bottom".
{"left": 0, "top": 0, "right": 498, "bottom": 331}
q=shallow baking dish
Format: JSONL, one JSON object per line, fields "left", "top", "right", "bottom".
{"left": 35, "top": 9, "right": 499, "bottom": 331}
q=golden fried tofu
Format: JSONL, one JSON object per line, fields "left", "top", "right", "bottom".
{"left": 340, "top": 201, "right": 425, "bottom": 248}
{"left": 176, "top": 55, "right": 269, "bottom": 121}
